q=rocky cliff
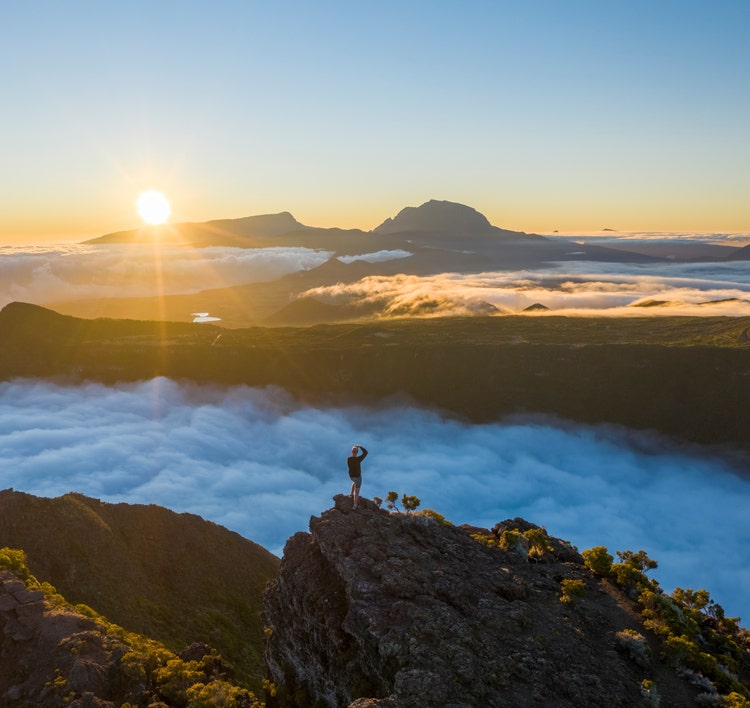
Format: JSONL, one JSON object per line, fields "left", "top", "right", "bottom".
{"left": 264, "top": 496, "right": 748, "bottom": 707}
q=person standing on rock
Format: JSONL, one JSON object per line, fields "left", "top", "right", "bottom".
{"left": 347, "top": 445, "right": 368, "bottom": 509}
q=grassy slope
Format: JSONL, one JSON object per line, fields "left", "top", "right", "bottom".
{"left": 0, "top": 488, "right": 279, "bottom": 691}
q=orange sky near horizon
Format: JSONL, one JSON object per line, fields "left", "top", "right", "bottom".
{"left": 2, "top": 2, "right": 748, "bottom": 245}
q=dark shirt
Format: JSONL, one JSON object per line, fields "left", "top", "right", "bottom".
{"left": 347, "top": 447, "right": 368, "bottom": 479}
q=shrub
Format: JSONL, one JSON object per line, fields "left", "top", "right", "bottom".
{"left": 470, "top": 533, "right": 496, "bottom": 547}
{"left": 415, "top": 509, "right": 451, "bottom": 525}
{"left": 663, "top": 634, "right": 698, "bottom": 668}
{"left": 401, "top": 494, "right": 421, "bottom": 513}
{"left": 154, "top": 658, "right": 204, "bottom": 703}
{"left": 185, "top": 679, "right": 262, "bottom": 707}
{"left": 582, "top": 546, "right": 613, "bottom": 577}
{"left": 383, "top": 491, "right": 421, "bottom": 512}
{"left": 640, "top": 678, "right": 661, "bottom": 707}
{"left": 615, "top": 629, "right": 651, "bottom": 668}
{"left": 524, "top": 527, "right": 553, "bottom": 558}
{"left": 617, "top": 549, "right": 658, "bottom": 572}
{"left": 0, "top": 547, "right": 34, "bottom": 582}
{"left": 498, "top": 529, "right": 529, "bottom": 557}
{"left": 559, "top": 578, "right": 586, "bottom": 605}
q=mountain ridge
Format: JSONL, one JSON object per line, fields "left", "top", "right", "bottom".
{"left": 84, "top": 199, "right": 533, "bottom": 246}
{"left": 0, "top": 490, "right": 747, "bottom": 705}
{"left": 0, "top": 488, "right": 278, "bottom": 691}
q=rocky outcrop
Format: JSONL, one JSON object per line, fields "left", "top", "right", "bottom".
{"left": 264, "top": 496, "right": 701, "bottom": 707}
{"left": 0, "top": 566, "right": 254, "bottom": 707}
{"left": 0, "top": 568, "right": 130, "bottom": 706}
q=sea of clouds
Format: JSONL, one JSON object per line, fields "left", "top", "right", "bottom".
{"left": 0, "top": 244, "right": 332, "bottom": 308}
{"left": 4, "top": 240, "right": 750, "bottom": 318}
{"left": 1, "top": 377, "right": 748, "bottom": 621}
{"left": 304, "top": 261, "right": 750, "bottom": 317}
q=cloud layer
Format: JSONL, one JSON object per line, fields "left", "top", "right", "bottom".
{"left": 304, "top": 261, "right": 750, "bottom": 317}
{"left": 1, "top": 378, "right": 748, "bottom": 621}
{"left": 0, "top": 244, "right": 331, "bottom": 307}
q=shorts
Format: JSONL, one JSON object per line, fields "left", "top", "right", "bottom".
{"left": 350, "top": 475, "right": 362, "bottom": 490}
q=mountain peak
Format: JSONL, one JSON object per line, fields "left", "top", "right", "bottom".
{"left": 373, "top": 199, "right": 494, "bottom": 234}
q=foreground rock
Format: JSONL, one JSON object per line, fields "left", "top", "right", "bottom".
{"left": 264, "top": 496, "right": 704, "bottom": 707}
{"left": 0, "top": 567, "right": 144, "bottom": 706}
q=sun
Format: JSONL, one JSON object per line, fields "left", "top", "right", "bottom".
{"left": 136, "top": 190, "right": 172, "bottom": 226}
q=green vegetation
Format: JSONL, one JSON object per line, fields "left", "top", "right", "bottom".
{"left": 0, "top": 491, "right": 278, "bottom": 692}
{"left": 582, "top": 545, "right": 750, "bottom": 702}
{"left": 582, "top": 545, "right": 614, "bottom": 577}
{"left": 616, "top": 629, "right": 651, "bottom": 668}
{"left": 0, "top": 547, "right": 265, "bottom": 707}
{"left": 466, "top": 529, "right": 748, "bottom": 702}
{"left": 559, "top": 578, "right": 587, "bottom": 605}
{"left": 383, "top": 491, "right": 421, "bottom": 513}
{"left": 414, "top": 508, "right": 452, "bottom": 525}
{"left": 478, "top": 525, "right": 556, "bottom": 561}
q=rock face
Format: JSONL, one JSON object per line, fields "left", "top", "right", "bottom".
{"left": 264, "top": 496, "right": 701, "bottom": 707}
{"left": 0, "top": 567, "right": 129, "bottom": 706}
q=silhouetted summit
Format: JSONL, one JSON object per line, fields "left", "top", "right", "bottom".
{"left": 373, "top": 198, "right": 495, "bottom": 234}
{"left": 85, "top": 210, "right": 308, "bottom": 245}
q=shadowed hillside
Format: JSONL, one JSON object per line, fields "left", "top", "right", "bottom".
{"left": 2, "top": 302, "right": 750, "bottom": 452}
{"left": 0, "top": 489, "right": 279, "bottom": 691}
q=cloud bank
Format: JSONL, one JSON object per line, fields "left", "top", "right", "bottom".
{"left": 303, "top": 261, "right": 750, "bottom": 317}
{"left": 547, "top": 231, "right": 750, "bottom": 246}
{"left": 0, "top": 244, "right": 331, "bottom": 308}
{"left": 337, "top": 250, "right": 412, "bottom": 264}
{"left": 1, "top": 378, "right": 748, "bottom": 621}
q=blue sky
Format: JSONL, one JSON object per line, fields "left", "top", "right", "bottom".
{"left": 2, "top": 1, "right": 749, "bottom": 242}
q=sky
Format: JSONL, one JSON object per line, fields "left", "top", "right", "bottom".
{"left": 2, "top": 0, "right": 749, "bottom": 243}
{"left": 1, "top": 377, "right": 748, "bottom": 622}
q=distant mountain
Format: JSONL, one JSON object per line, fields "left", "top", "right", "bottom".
{"left": 373, "top": 198, "right": 496, "bottom": 234}
{"left": 83, "top": 199, "right": 537, "bottom": 248}
{"left": 80, "top": 200, "right": 665, "bottom": 274}
{"left": 0, "top": 489, "right": 278, "bottom": 690}
{"left": 726, "top": 243, "right": 750, "bottom": 261}
{"left": 85, "top": 210, "right": 308, "bottom": 246}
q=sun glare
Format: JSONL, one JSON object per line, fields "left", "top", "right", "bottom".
{"left": 136, "top": 190, "right": 171, "bottom": 226}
